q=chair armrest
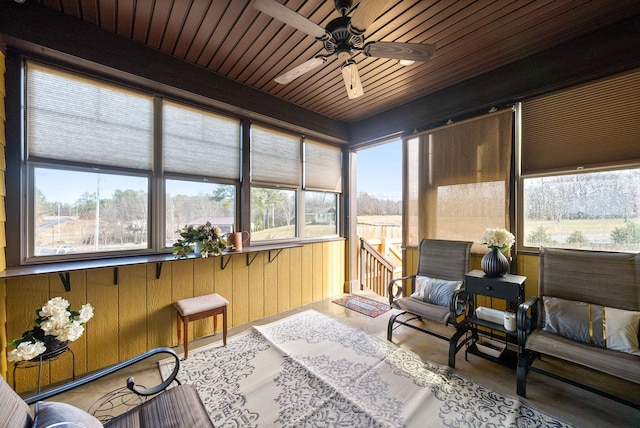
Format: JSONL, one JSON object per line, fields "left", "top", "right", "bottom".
{"left": 24, "top": 347, "right": 180, "bottom": 404}
{"left": 449, "top": 289, "right": 468, "bottom": 325}
{"left": 517, "top": 296, "right": 538, "bottom": 346}
{"left": 388, "top": 275, "right": 416, "bottom": 305}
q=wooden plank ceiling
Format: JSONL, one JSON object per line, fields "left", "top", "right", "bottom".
{"left": 32, "top": 0, "right": 640, "bottom": 123}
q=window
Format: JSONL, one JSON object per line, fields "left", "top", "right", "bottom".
{"left": 409, "top": 110, "right": 513, "bottom": 247}
{"left": 303, "top": 139, "right": 341, "bottom": 237}
{"left": 33, "top": 167, "right": 148, "bottom": 256}
{"left": 166, "top": 180, "right": 236, "bottom": 246}
{"left": 250, "top": 188, "right": 296, "bottom": 240}
{"left": 304, "top": 192, "right": 338, "bottom": 237}
{"left": 26, "top": 62, "right": 153, "bottom": 260}
{"left": 522, "top": 169, "right": 640, "bottom": 251}
{"left": 520, "top": 68, "right": 640, "bottom": 252}
{"left": 16, "top": 59, "right": 340, "bottom": 265}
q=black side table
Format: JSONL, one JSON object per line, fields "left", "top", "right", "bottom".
{"left": 464, "top": 269, "right": 526, "bottom": 367}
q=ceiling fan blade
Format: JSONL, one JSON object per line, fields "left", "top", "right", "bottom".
{"left": 364, "top": 41, "right": 436, "bottom": 62}
{"left": 349, "top": 0, "right": 390, "bottom": 34}
{"left": 253, "top": 0, "right": 327, "bottom": 39}
{"left": 341, "top": 60, "right": 364, "bottom": 99}
{"left": 274, "top": 57, "right": 327, "bottom": 84}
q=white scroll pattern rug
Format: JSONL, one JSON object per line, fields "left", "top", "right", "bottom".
{"left": 159, "top": 310, "right": 574, "bottom": 427}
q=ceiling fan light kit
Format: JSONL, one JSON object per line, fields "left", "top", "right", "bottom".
{"left": 253, "top": 0, "right": 435, "bottom": 99}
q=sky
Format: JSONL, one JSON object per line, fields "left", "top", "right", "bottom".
{"left": 356, "top": 140, "right": 402, "bottom": 201}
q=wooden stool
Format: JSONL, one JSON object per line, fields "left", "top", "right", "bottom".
{"left": 174, "top": 293, "right": 228, "bottom": 359}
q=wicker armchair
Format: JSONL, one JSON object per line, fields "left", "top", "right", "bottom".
{"left": 387, "top": 238, "right": 473, "bottom": 368}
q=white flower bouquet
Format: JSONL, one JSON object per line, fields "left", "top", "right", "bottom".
{"left": 7, "top": 297, "right": 94, "bottom": 362}
{"left": 481, "top": 228, "right": 515, "bottom": 251}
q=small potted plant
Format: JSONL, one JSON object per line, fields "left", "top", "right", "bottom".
{"left": 172, "top": 221, "right": 228, "bottom": 258}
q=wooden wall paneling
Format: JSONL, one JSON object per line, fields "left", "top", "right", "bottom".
{"left": 192, "top": 257, "right": 215, "bottom": 339}
{"left": 146, "top": 262, "right": 173, "bottom": 350}
{"left": 117, "top": 265, "right": 148, "bottom": 361}
{"left": 85, "top": 268, "right": 119, "bottom": 373}
{"left": 248, "top": 252, "right": 265, "bottom": 322}
{"left": 312, "top": 243, "right": 323, "bottom": 302}
{"left": 321, "top": 242, "right": 329, "bottom": 299}
{"left": 289, "top": 246, "right": 302, "bottom": 308}
{"left": 170, "top": 260, "right": 195, "bottom": 342}
{"left": 263, "top": 251, "right": 278, "bottom": 318}
{"left": 6, "top": 275, "right": 49, "bottom": 393}
{"left": 214, "top": 257, "right": 234, "bottom": 328}
{"left": 232, "top": 254, "right": 249, "bottom": 326}
{"left": 48, "top": 270, "right": 88, "bottom": 385}
{"left": 517, "top": 254, "right": 539, "bottom": 299}
{"left": 277, "top": 248, "right": 291, "bottom": 314}
{"left": 331, "top": 240, "right": 346, "bottom": 296}
{"left": 300, "top": 244, "right": 313, "bottom": 305}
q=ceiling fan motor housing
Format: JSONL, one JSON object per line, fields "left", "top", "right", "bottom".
{"left": 324, "top": 16, "right": 364, "bottom": 59}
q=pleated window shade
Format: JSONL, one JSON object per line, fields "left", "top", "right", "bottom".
{"left": 163, "top": 100, "right": 240, "bottom": 179}
{"left": 304, "top": 139, "right": 342, "bottom": 192}
{"left": 522, "top": 68, "right": 640, "bottom": 174}
{"left": 27, "top": 62, "right": 153, "bottom": 170}
{"left": 251, "top": 125, "right": 301, "bottom": 187}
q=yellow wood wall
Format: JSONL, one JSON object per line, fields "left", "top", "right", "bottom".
{"left": 4, "top": 241, "right": 345, "bottom": 393}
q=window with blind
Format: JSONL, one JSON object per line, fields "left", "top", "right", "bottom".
{"left": 163, "top": 100, "right": 239, "bottom": 246}
{"left": 27, "top": 63, "right": 153, "bottom": 258}
{"left": 249, "top": 127, "right": 342, "bottom": 241}
{"left": 303, "top": 139, "right": 341, "bottom": 237}
{"left": 19, "top": 60, "right": 341, "bottom": 263}
{"left": 520, "top": 68, "right": 640, "bottom": 251}
{"left": 407, "top": 110, "right": 513, "bottom": 248}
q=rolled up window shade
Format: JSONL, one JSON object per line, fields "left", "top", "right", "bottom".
{"left": 522, "top": 68, "right": 640, "bottom": 174}
{"left": 304, "top": 139, "right": 342, "bottom": 192}
{"left": 27, "top": 62, "right": 153, "bottom": 170}
{"left": 251, "top": 125, "right": 301, "bottom": 187}
{"left": 163, "top": 100, "right": 240, "bottom": 179}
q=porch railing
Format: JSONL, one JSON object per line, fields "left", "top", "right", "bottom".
{"left": 359, "top": 237, "right": 395, "bottom": 297}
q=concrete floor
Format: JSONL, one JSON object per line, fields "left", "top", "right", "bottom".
{"left": 30, "top": 294, "right": 640, "bottom": 427}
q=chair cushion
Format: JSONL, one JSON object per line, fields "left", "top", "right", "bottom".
{"left": 526, "top": 330, "right": 640, "bottom": 384}
{"left": 174, "top": 293, "right": 229, "bottom": 316}
{"left": 32, "top": 401, "right": 102, "bottom": 428}
{"left": 394, "top": 297, "right": 451, "bottom": 325}
{"left": 410, "top": 275, "right": 462, "bottom": 307}
{"left": 0, "top": 377, "right": 34, "bottom": 428}
{"left": 104, "top": 384, "right": 213, "bottom": 428}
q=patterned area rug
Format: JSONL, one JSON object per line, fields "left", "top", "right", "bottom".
{"left": 159, "top": 310, "right": 574, "bottom": 427}
{"left": 332, "top": 294, "right": 391, "bottom": 317}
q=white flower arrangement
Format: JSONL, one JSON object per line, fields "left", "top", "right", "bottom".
{"left": 7, "top": 297, "right": 94, "bottom": 362}
{"left": 481, "top": 228, "right": 515, "bottom": 251}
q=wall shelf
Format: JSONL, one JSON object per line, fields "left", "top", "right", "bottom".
{"left": 0, "top": 243, "right": 303, "bottom": 290}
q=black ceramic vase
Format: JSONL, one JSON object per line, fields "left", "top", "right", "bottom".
{"left": 28, "top": 327, "right": 69, "bottom": 360}
{"left": 481, "top": 248, "right": 510, "bottom": 277}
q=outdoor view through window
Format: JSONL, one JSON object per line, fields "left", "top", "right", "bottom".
{"left": 522, "top": 168, "right": 640, "bottom": 251}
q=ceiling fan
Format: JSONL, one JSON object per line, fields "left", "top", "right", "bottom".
{"left": 254, "top": 0, "right": 436, "bottom": 99}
